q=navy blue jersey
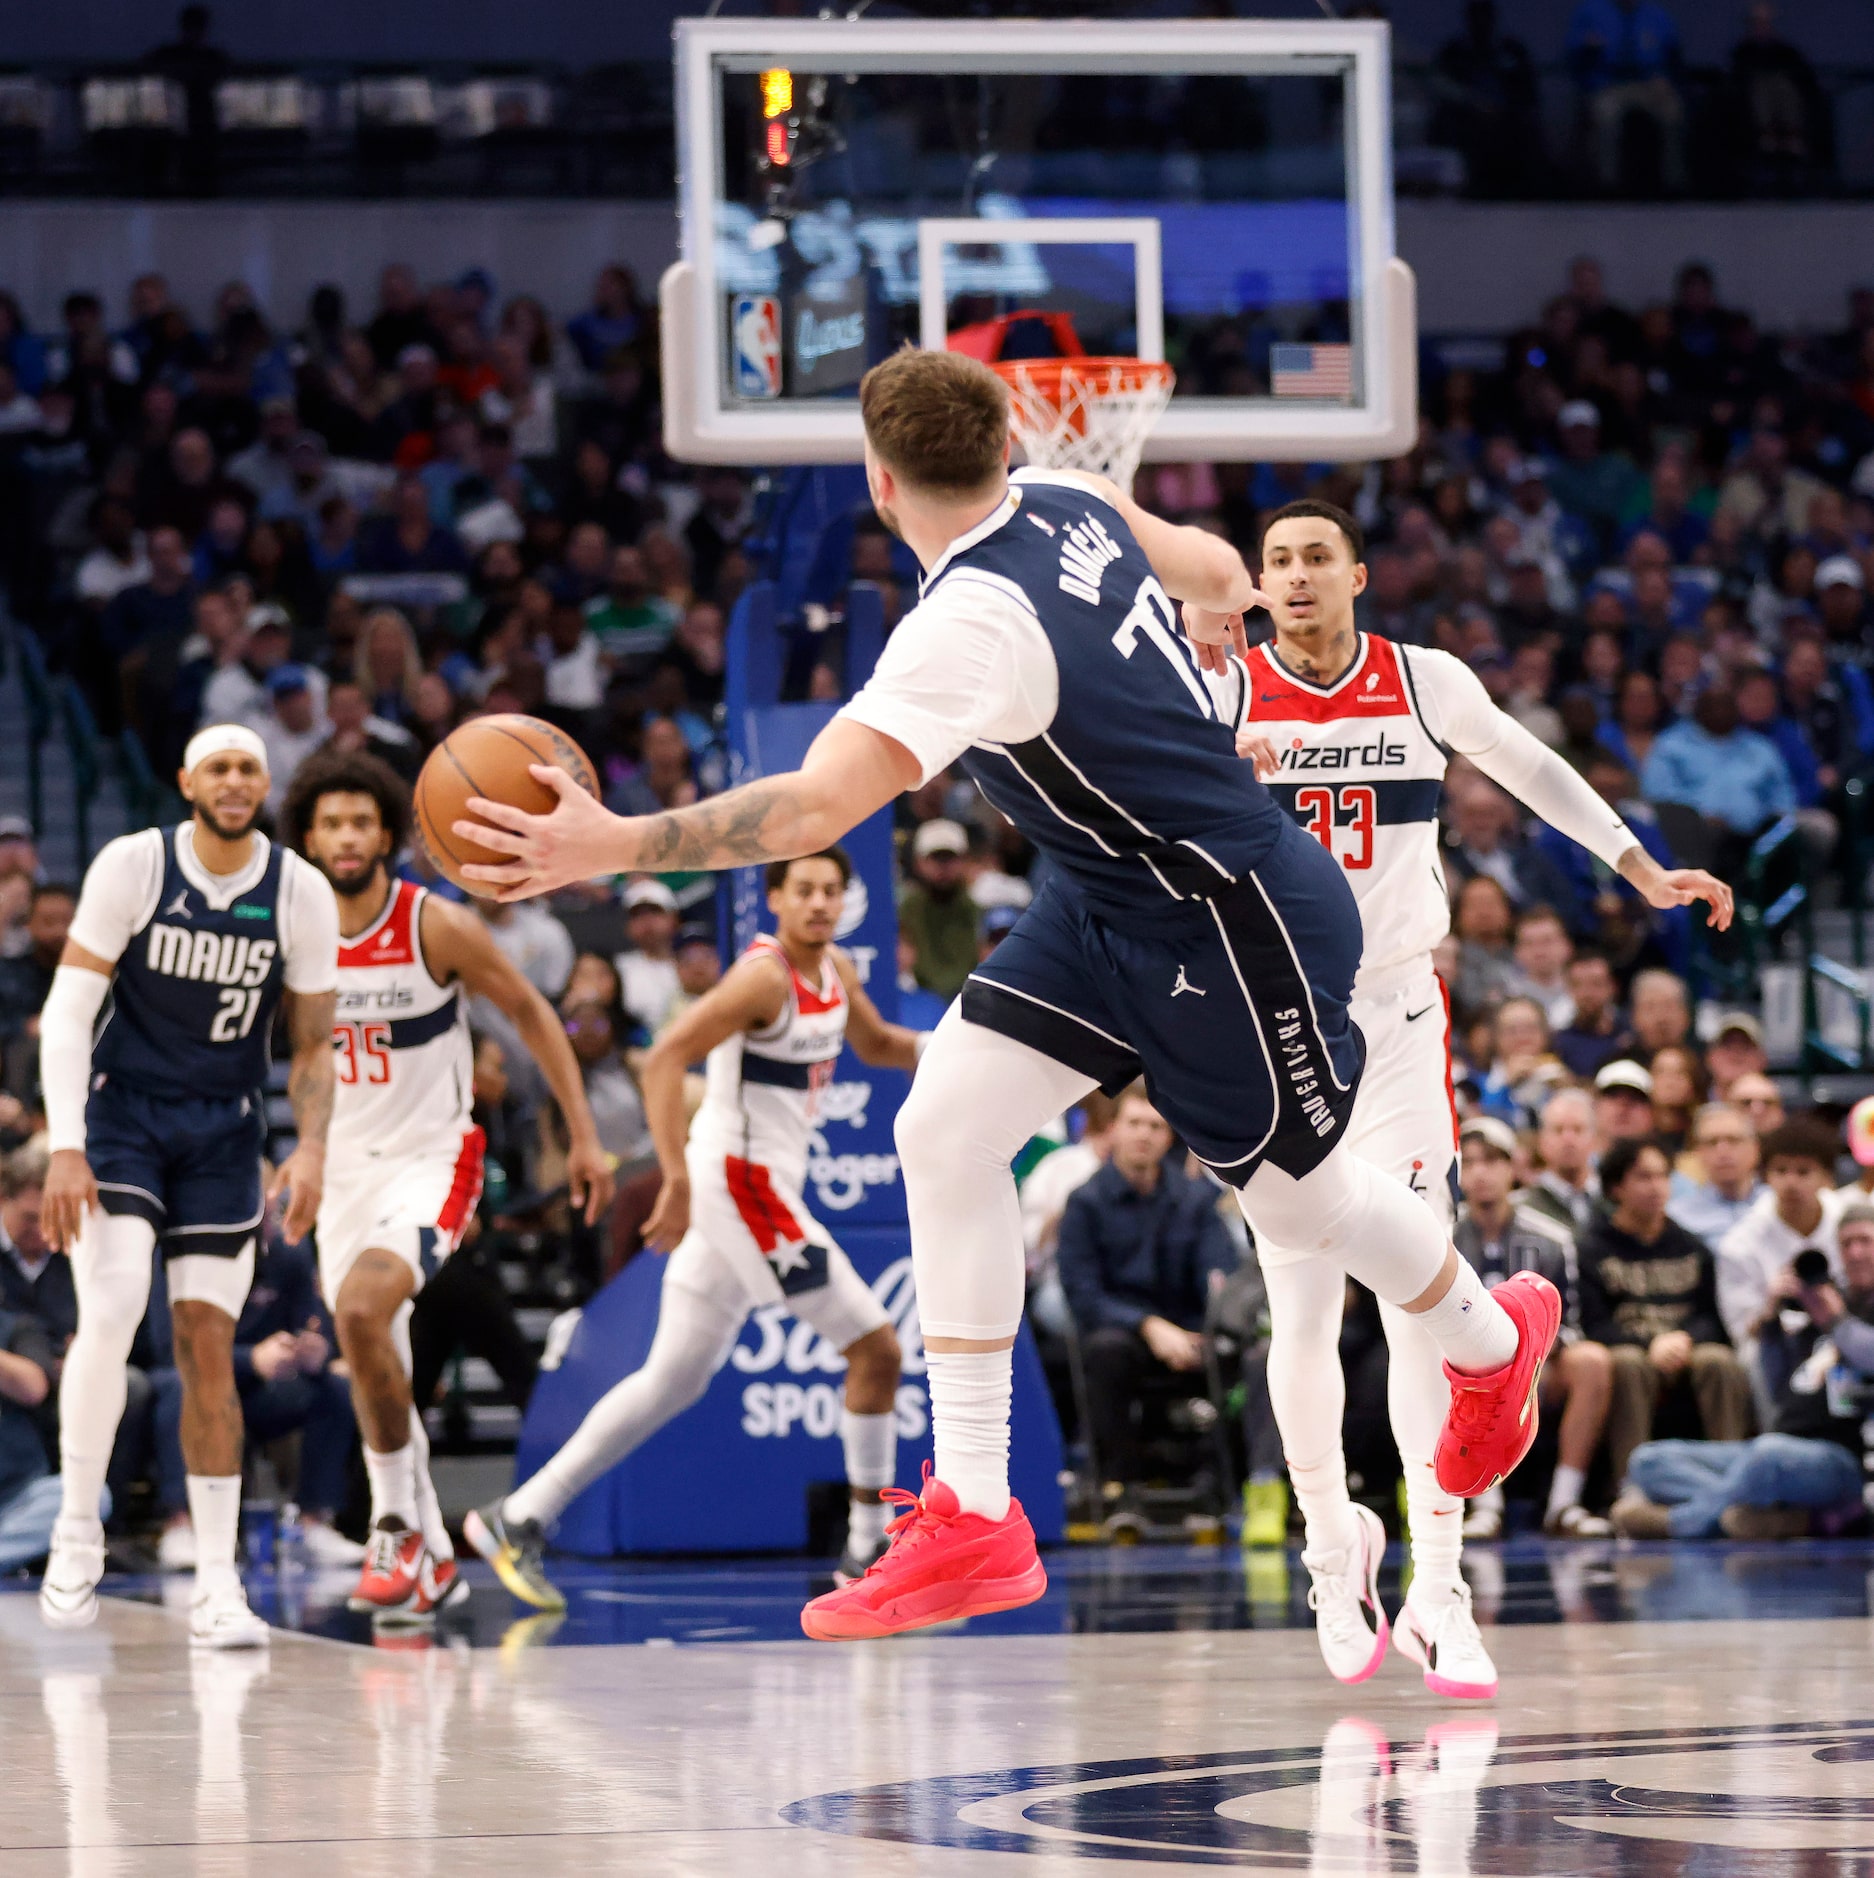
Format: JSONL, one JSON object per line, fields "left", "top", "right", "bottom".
{"left": 941, "top": 472, "right": 1288, "bottom": 930}
{"left": 93, "top": 829, "right": 289, "bottom": 1102}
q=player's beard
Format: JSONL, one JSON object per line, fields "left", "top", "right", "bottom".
{"left": 195, "top": 801, "right": 263, "bottom": 843}
{"left": 318, "top": 856, "right": 385, "bottom": 900}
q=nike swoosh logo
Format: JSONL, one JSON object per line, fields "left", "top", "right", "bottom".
{"left": 1405, "top": 1005, "right": 1437, "bottom": 1023}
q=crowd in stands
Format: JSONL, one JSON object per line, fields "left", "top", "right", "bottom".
{"left": 3, "top": 229, "right": 1874, "bottom": 1562}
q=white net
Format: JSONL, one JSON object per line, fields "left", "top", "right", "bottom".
{"left": 994, "top": 358, "right": 1175, "bottom": 493}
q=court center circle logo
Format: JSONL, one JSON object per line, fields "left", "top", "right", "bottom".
{"left": 785, "top": 1718, "right": 1874, "bottom": 1866}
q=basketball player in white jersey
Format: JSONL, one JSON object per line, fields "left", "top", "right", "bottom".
{"left": 466, "top": 848, "right": 922, "bottom": 1609}
{"left": 1220, "top": 499, "right": 1732, "bottom": 1697}
{"left": 285, "top": 751, "right": 613, "bottom": 1623}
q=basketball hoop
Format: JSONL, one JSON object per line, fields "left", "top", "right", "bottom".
{"left": 993, "top": 356, "right": 1176, "bottom": 493}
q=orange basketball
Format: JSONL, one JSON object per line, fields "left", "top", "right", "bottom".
{"left": 413, "top": 714, "right": 599, "bottom": 897}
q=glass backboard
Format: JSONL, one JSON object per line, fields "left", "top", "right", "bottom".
{"left": 662, "top": 17, "right": 1415, "bottom": 466}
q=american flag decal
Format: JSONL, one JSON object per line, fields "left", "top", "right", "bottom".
{"left": 1270, "top": 343, "right": 1353, "bottom": 399}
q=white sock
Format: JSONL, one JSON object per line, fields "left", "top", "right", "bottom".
{"left": 406, "top": 1407, "right": 453, "bottom": 1561}
{"left": 846, "top": 1497, "right": 891, "bottom": 1553}
{"left": 1546, "top": 1462, "right": 1587, "bottom": 1520}
{"left": 364, "top": 1443, "right": 419, "bottom": 1530}
{"left": 926, "top": 1349, "right": 1012, "bottom": 1521}
{"left": 1411, "top": 1259, "right": 1519, "bottom": 1376}
{"left": 1377, "top": 1297, "right": 1464, "bottom": 1601}
{"left": 840, "top": 1406, "right": 896, "bottom": 1492}
{"left": 186, "top": 1475, "right": 242, "bottom": 1595}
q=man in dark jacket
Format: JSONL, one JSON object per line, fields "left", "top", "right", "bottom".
{"left": 1057, "top": 1085, "right": 1237, "bottom": 1486}
{"left": 1617, "top": 1201, "right": 1874, "bottom": 1538}
{"left": 1579, "top": 1135, "right": 1752, "bottom": 1483}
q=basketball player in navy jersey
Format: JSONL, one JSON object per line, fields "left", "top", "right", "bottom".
{"left": 453, "top": 346, "right": 1560, "bottom": 1641}
{"left": 38, "top": 725, "right": 339, "bottom": 1646}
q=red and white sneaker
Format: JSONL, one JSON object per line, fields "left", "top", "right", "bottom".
{"left": 800, "top": 1466, "right": 1047, "bottom": 1640}
{"left": 376, "top": 1550, "right": 469, "bottom": 1629}
{"left": 1433, "top": 1271, "right": 1562, "bottom": 1499}
{"left": 348, "top": 1516, "right": 425, "bottom": 1615}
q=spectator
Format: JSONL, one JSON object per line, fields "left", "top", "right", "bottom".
{"left": 683, "top": 469, "right": 752, "bottom": 604}
{"left": 1728, "top": 1071, "right": 1786, "bottom": 1138}
{"left": 1670, "top": 1100, "right": 1766, "bottom": 1250}
{"left": 1642, "top": 683, "right": 1797, "bottom": 857}
{"left": 1546, "top": 400, "right": 1637, "bottom": 555}
{"left": 661, "top": 924, "right": 724, "bottom": 1033}
{"left": 1522, "top": 1086, "right": 1603, "bottom": 1240}
{"left": 897, "top": 819, "right": 978, "bottom": 1002}
{"left": 1579, "top": 1135, "right": 1752, "bottom": 1484}
{"left": 607, "top": 714, "right": 698, "bottom": 819}
{"left": 358, "top": 476, "right": 469, "bottom": 576}
{"left": 1511, "top": 904, "right": 1574, "bottom": 1027}
{"left": 566, "top": 266, "right": 646, "bottom": 374}
{"left": 1616, "top": 1201, "right": 1874, "bottom": 1540}
{"left": 73, "top": 494, "right": 150, "bottom": 609}
{"left": 366, "top": 264, "right": 435, "bottom": 372}
{"left": 556, "top": 994, "right": 652, "bottom": 1168}
{"left": 0, "top": 1298, "right": 65, "bottom": 1574}
{"left": 1594, "top": 1057, "right": 1657, "bottom": 1146}
{"left": 542, "top": 599, "right": 605, "bottom": 717}
{"left": 1455, "top": 1117, "right": 1612, "bottom": 1536}
{"left": 1716, "top": 422, "right": 1825, "bottom": 545}
{"left": 1705, "top": 1013, "right": 1769, "bottom": 1098}
{"left": 148, "top": 1235, "right": 361, "bottom": 1571}
{"left": 477, "top": 895, "right": 574, "bottom": 1002}
{"left": 1730, "top": 3, "right": 1827, "bottom": 188}
{"left": 1736, "top": 667, "right": 1840, "bottom": 857}
{"left": 225, "top": 396, "right": 301, "bottom": 511}
{"left": 1552, "top": 948, "right": 1637, "bottom": 1077}
{"left": 1021, "top": 1095, "right": 1118, "bottom": 1338}
{"left": 0, "top": 884, "right": 75, "bottom": 1096}
{"left": 1647, "top": 1044, "right": 1707, "bottom": 1155}
{"left": 481, "top": 335, "right": 557, "bottom": 461}
{"left": 99, "top": 521, "right": 193, "bottom": 666}
{"left": 1430, "top": 1, "right": 1542, "bottom": 197}
{"left": 1447, "top": 874, "right": 1521, "bottom": 1016}
{"left": 1717, "top": 1118, "right": 1843, "bottom": 1378}
{"left": 1472, "top": 996, "right": 1566, "bottom": 1129}
{"left": 1056, "top": 1086, "right": 1236, "bottom": 1489}
{"left": 615, "top": 879, "right": 682, "bottom": 1036}
{"left": 322, "top": 678, "right": 419, "bottom": 782}
{"left": 1629, "top": 968, "right": 1691, "bottom": 1056}
{"left": 256, "top": 666, "right": 331, "bottom": 807}
{"left": 1568, "top": 0, "right": 1685, "bottom": 189}
{"left": 1443, "top": 781, "right": 1581, "bottom": 924}
{"left": 201, "top": 607, "right": 298, "bottom": 731}
{"left": 354, "top": 607, "right": 424, "bottom": 726}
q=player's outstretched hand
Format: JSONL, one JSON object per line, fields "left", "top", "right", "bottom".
{"left": 267, "top": 1144, "right": 323, "bottom": 1245}
{"left": 44, "top": 1148, "right": 97, "bottom": 1253}
{"left": 457, "top": 766, "right": 626, "bottom": 901}
{"left": 1622, "top": 855, "right": 1735, "bottom": 931}
{"left": 1180, "top": 602, "right": 1247, "bottom": 675}
{"left": 643, "top": 1174, "right": 690, "bottom": 1255}
{"left": 566, "top": 1137, "right": 616, "bottom": 1227}
{"left": 1234, "top": 726, "right": 1282, "bottom": 780}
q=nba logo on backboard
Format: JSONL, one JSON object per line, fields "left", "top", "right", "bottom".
{"left": 731, "top": 295, "right": 783, "bottom": 399}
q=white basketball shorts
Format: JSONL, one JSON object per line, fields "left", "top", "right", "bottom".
{"left": 317, "top": 1126, "right": 487, "bottom": 1302}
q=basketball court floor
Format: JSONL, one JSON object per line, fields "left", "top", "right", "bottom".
{"left": 7, "top": 1538, "right": 1873, "bottom": 1874}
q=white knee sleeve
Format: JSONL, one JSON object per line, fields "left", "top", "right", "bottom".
{"left": 1240, "top": 1145, "right": 1449, "bottom": 1304}
{"left": 1379, "top": 1296, "right": 1464, "bottom": 1594}
{"left": 59, "top": 1212, "right": 158, "bottom": 1524}
{"left": 896, "top": 1008, "right": 1096, "bottom": 1343}
{"left": 167, "top": 1242, "right": 256, "bottom": 1320}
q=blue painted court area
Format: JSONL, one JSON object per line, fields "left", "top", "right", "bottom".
{"left": 17, "top": 1533, "right": 1873, "bottom": 1650}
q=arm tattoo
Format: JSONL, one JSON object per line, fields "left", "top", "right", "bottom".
{"left": 286, "top": 990, "right": 337, "bottom": 1152}
{"left": 635, "top": 775, "right": 816, "bottom": 873}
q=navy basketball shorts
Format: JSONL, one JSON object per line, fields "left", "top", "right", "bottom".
{"left": 86, "top": 1078, "right": 267, "bottom": 1259}
{"left": 963, "top": 812, "right": 1366, "bottom": 1185}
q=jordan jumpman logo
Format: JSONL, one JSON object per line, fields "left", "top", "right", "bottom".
{"left": 1171, "top": 964, "right": 1206, "bottom": 998}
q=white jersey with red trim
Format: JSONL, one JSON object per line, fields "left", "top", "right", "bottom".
{"left": 1234, "top": 634, "right": 1451, "bottom": 992}
{"left": 689, "top": 934, "right": 849, "bottom": 1191}
{"left": 328, "top": 878, "right": 474, "bottom": 1164}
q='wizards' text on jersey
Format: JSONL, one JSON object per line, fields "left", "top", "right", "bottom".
{"left": 94, "top": 830, "right": 290, "bottom": 1100}
{"left": 935, "top": 471, "right": 1288, "bottom": 929}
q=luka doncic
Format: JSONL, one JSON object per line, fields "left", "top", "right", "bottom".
{"left": 37, "top": 724, "right": 338, "bottom": 1646}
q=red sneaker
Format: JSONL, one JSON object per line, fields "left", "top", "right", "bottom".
{"left": 801, "top": 1467, "right": 1047, "bottom": 1640}
{"left": 1433, "top": 1271, "right": 1562, "bottom": 1498}
{"left": 348, "top": 1516, "right": 425, "bottom": 1614}
{"left": 374, "top": 1550, "right": 469, "bottom": 1628}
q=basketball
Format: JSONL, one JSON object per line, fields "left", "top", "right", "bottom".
{"left": 413, "top": 714, "right": 599, "bottom": 897}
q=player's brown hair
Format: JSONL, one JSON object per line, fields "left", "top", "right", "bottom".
{"left": 280, "top": 748, "right": 412, "bottom": 857}
{"left": 859, "top": 346, "right": 1008, "bottom": 495}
